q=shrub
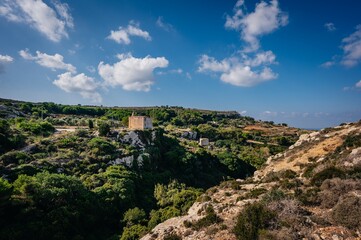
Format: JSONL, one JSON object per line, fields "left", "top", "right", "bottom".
{"left": 185, "top": 205, "right": 222, "bottom": 230}
{"left": 332, "top": 195, "right": 361, "bottom": 230}
{"left": 239, "top": 188, "right": 267, "bottom": 200}
{"left": 279, "top": 170, "right": 297, "bottom": 179}
{"left": 120, "top": 224, "right": 148, "bottom": 240}
{"left": 311, "top": 167, "right": 345, "bottom": 186}
{"left": 261, "top": 189, "right": 286, "bottom": 204}
{"left": 319, "top": 178, "right": 361, "bottom": 208}
{"left": 19, "top": 120, "right": 55, "bottom": 136}
{"left": 297, "top": 187, "right": 320, "bottom": 206}
{"left": 0, "top": 151, "right": 33, "bottom": 165}
{"left": 87, "top": 137, "right": 116, "bottom": 156}
{"left": 98, "top": 122, "right": 110, "bottom": 136}
{"left": 342, "top": 134, "right": 361, "bottom": 149}
{"left": 163, "top": 233, "right": 182, "bottom": 240}
{"left": 233, "top": 202, "right": 275, "bottom": 240}
{"left": 123, "top": 207, "right": 146, "bottom": 226}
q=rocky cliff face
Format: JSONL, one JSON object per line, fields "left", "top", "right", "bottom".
{"left": 142, "top": 121, "right": 361, "bottom": 240}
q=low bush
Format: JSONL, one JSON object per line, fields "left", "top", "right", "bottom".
{"left": 310, "top": 166, "right": 345, "bottom": 186}
{"left": 233, "top": 202, "right": 275, "bottom": 240}
{"left": 0, "top": 151, "right": 33, "bottom": 165}
{"left": 297, "top": 187, "right": 320, "bottom": 206}
{"left": 239, "top": 188, "right": 267, "bottom": 200}
{"left": 163, "top": 233, "right": 182, "bottom": 240}
{"left": 184, "top": 205, "right": 222, "bottom": 230}
{"left": 319, "top": 178, "right": 361, "bottom": 208}
{"left": 332, "top": 195, "right": 361, "bottom": 230}
{"left": 120, "top": 224, "right": 148, "bottom": 240}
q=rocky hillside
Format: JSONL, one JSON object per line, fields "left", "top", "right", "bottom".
{"left": 142, "top": 121, "right": 361, "bottom": 240}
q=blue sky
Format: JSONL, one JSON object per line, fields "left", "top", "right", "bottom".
{"left": 0, "top": 0, "right": 360, "bottom": 129}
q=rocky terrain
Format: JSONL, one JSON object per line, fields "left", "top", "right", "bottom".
{"left": 142, "top": 121, "right": 361, "bottom": 240}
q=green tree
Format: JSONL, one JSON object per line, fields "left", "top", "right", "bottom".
{"left": 120, "top": 224, "right": 148, "bottom": 240}
{"left": 98, "top": 122, "right": 110, "bottom": 136}
{"left": 123, "top": 207, "right": 146, "bottom": 226}
{"left": 88, "top": 119, "right": 94, "bottom": 129}
{"left": 5, "top": 172, "right": 106, "bottom": 240}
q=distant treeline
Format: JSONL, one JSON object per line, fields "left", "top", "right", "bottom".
{"left": 0, "top": 98, "right": 253, "bottom": 126}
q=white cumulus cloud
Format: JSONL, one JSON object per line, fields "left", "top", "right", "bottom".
{"left": 0, "top": 54, "right": 13, "bottom": 63}
{"left": 225, "top": 0, "right": 288, "bottom": 52}
{"left": 107, "top": 21, "right": 151, "bottom": 44}
{"left": 0, "top": 0, "right": 73, "bottom": 42}
{"left": 0, "top": 54, "right": 14, "bottom": 73}
{"left": 53, "top": 72, "right": 102, "bottom": 103}
{"left": 98, "top": 53, "right": 169, "bottom": 91}
{"left": 19, "top": 49, "right": 76, "bottom": 73}
{"left": 199, "top": 0, "right": 284, "bottom": 87}
{"left": 341, "top": 25, "right": 361, "bottom": 67}
{"left": 198, "top": 52, "right": 277, "bottom": 87}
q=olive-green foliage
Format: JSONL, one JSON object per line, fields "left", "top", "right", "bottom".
{"left": 87, "top": 137, "right": 116, "bottom": 156}
{"left": 233, "top": 202, "right": 275, "bottom": 240}
{"left": 98, "top": 122, "right": 111, "bottom": 136}
{"left": 123, "top": 207, "right": 147, "bottom": 226}
{"left": 57, "top": 136, "right": 79, "bottom": 148}
{"left": 197, "top": 124, "right": 218, "bottom": 140}
{"left": 0, "top": 177, "right": 12, "bottom": 206}
{"left": 154, "top": 180, "right": 202, "bottom": 212}
{"left": 84, "top": 166, "right": 136, "bottom": 212}
{"left": 120, "top": 224, "right": 148, "bottom": 240}
{"left": 148, "top": 206, "right": 181, "bottom": 229}
{"left": 0, "top": 172, "right": 108, "bottom": 240}
{"left": 18, "top": 120, "right": 55, "bottom": 136}
{"left": 342, "top": 134, "right": 361, "bottom": 149}
{"left": 0, "top": 119, "right": 26, "bottom": 153}
{"left": 217, "top": 151, "right": 255, "bottom": 177}
{"left": 0, "top": 151, "right": 33, "bottom": 165}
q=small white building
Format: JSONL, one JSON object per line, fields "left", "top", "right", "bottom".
{"left": 199, "top": 138, "right": 209, "bottom": 146}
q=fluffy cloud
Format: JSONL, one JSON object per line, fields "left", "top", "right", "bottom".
{"left": 225, "top": 0, "right": 288, "bottom": 51}
{"left": 53, "top": 72, "right": 102, "bottom": 103}
{"left": 0, "top": 54, "right": 13, "bottom": 63}
{"left": 107, "top": 22, "right": 151, "bottom": 44}
{"left": 156, "top": 16, "right": 175, "bottom": 32}
{"left": 341, "top": 25, "right": 361, "bottom": 67}
{"left": 0, "top": 0, "right": 73, "bottom": 42}
{"left": 0, "top": 54, "right": 14, "bottom": 73}
{"left": 199, "top": 0, "right": 284, "bottom": 87}
{"left": 356, "top": 80, "right": 361, "bottom": 88}
{"left": 19, "top": 49, "right": 76, "bottom": 73}
{"left": 198, "top": 52, "right": 277, "bottom": 87}
{"left": 324, "top": 22, "right": 336, "bottom": 31}
{"left": 98, "top": 53, "right": 169, "bottom": 91}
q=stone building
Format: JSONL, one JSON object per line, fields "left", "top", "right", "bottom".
{"left": 199, "top": 138, "right": 209, "bottom": 146}
{"left": 128, "top": 115, "right": 153, "bottom": 130}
